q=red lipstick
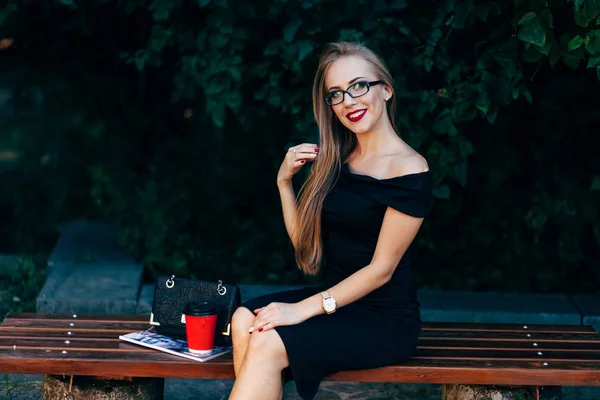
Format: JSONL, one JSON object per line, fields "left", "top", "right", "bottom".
{"left": 347, "top": 109, "right": 367, "bottom": 122}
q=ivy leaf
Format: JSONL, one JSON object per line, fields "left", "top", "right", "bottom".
{"left": 283, "top": 20, "right": 302, "bottom": 42}
{"left": 210, "top": 102, "right": 225, "bottom": 128}
{"left": 433, "top": 184, "right": 450, "bottom": 199}
{"left": 591, "top": 176, "right": 600, "bottom": 191}
{"left": 518, "top": 11, "right": 537, "bottom": 25}
{"left": 541, "top": 9, "right": 553, "bottom": 28}
{"left": 263, "top": 41, "right": 280, "bottom": 55}
{"left": 389, "top": 0, "right": 408, "bottom": 9}
{"left": 197, "top": 0, "right": 211, "bottom": 6}
{"left": 59, "top": 0, "right": 77, "bottom": 8}
{"left": 562, "top": 50, "right": 584, "bottom": 68}
{"left": 297, "top": 41, "right": 313, "bottom": 62}
{"left": 587, "top": 55, "right": 600, "bottom": 67}
{"left": 476, "top": 102, "right": 489, "bottom": 115}
{"left": 424, "top": 57, "right": 434, "bottom": 72}
{"left": 585, "top": 30, "right": 600, "bottom": 54}
{"left": 486, "top": 106, "right": 498, "bottom": 124}
{"left": 568, "top": 35, "right": 583, "bottom": 51}
{"left": 518, "top": 17, "right": 547, "bottom": 47}
{"left": 225, "top": 91, "right": 242, "bottom": 110}
{"left": 549, "top": 45, "right": 561, "bottom": 66}
{"left": 452, "top": 162, "right": 468, "bottom": 187}
{"left": 521, "top": 87, "right": 533, "bottom": 103}
{"left": 338, "top": 29, "right": 364, "bottom": 42}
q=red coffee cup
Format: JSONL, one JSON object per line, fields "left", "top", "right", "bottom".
{"left": 183, "top": 302, "right": 218, "bottom": 354}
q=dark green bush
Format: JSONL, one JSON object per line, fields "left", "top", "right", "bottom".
{"left": 0, "top": 0, "right": 599, "bottom": 291}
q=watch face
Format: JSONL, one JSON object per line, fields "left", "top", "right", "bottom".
{"left": 324, "top": 298, "right": 336, "bottom": 312}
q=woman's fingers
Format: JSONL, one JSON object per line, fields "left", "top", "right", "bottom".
{"left": 288, "top": 144, "right": 320, "bottom": 156}
{"left": 256, "top": 315, "right": 274, "bottom": 330}
{"left": 256, "top": 322, "right": 276, "bottom": 332}
{"left": 288, "top": 151, "right": 318, "bottom": 164}
{"left": 249, "top": 312, "right": 273, "bottom": 333}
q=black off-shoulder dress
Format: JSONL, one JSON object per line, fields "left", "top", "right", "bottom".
{"left": 242, "top": 163, "right": 434, "bottom": 400}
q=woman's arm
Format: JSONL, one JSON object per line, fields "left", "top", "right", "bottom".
{"left": 296, "top": 207, "right": 424, "bottom": 319}
{"left": 276, "top": 143, "right": 320, "bottom": 248}
{"left": 250, "top": 207, "right": 425, "bottom": 332}
{"left": 277, "top": 179, "right": 300, "bottom": 248}
{"left": 295, "top": 155, "right": 429, "bottom": 318}
{"left": 251, "top": 156, "right": 429, "bottom": 332}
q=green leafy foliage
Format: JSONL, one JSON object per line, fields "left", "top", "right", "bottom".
{"left": 0, "top": 0, "right": 599, "bottom": 291}
{"left": 0, "top": 257, "right": 46, "bottom": 318}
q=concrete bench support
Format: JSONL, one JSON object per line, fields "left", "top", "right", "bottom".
{"left": 442, "top": 384, "right": 562, "bottom": 400}
{"left": 42, "top": 375, "right": 164, "bottom": 400}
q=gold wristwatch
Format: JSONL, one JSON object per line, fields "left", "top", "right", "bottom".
{"left": 320, "top": 291, "right": 337, "bottom": 314}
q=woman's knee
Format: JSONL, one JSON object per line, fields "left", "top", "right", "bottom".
{"left": 246, "top": 329, "right": 289, "bottom": 369}
{"left": 231, "top": 307, "right": 255, "bottom": 342}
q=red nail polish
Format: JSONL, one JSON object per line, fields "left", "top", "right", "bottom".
{"left": 315, "top": 148, "right": 320, "bottom": 153}
{"left": 301, "top": 160, "right": 306, "bottom": 164}
{"left": 258, "top": 328, "right": 263, "bottom": 332}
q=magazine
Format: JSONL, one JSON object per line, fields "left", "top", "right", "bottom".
{"left": 119, "top": 327, "right": 232, "bottom": 362}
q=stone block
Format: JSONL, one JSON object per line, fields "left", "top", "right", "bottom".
{"left": 418, "top": 290, "right": 581, "bottom": 325}
{"left": 570, "top": 294, "right": 600, "bottom": 332}
{"left": 36, "top": 262, "right": 143, "bottom": 314}
{"left": 136, "top": 283, "right": 156, "bottom": 315}
{"left": 47, "top": 220, "right": 135, "bottom": 271}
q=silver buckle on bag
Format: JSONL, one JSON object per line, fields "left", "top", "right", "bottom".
{"left": 166, "top": 275, "right": 175, "bottom": 288}
{"left": 217, "top": 280, "right": 227, "bottom": 295}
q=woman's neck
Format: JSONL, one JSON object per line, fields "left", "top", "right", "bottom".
{"left": 352, "top": 122, "right": 400, "bottom": 161}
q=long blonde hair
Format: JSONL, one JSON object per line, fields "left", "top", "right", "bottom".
{"left": 295, "top": 42, "right": 398, "bottom": 275}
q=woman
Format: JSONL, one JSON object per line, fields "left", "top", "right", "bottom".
{"left": 228, "top": 42, "right": 433, "bottom": 400}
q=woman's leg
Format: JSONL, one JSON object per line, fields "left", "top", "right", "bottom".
{"left": 231, "top": 307, "right": 255, "bottom": 377}
{"left": 228, "top": 328, "right": 289, "bottom": 400}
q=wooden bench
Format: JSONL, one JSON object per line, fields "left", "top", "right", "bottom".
{"left": 1, "top": 313, "right": 599, "bottom": 399}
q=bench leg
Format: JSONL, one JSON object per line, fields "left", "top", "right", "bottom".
{"left": 42, "top": 374, "right": 165, "bottom": 400}
{"left": 442, "top": 384, "right": 562, "bottom": 400}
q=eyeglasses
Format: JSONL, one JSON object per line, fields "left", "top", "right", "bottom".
{"left": 324, "top": 80, "right": 384, "bottom": 106}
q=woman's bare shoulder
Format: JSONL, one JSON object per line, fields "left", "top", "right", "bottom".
{"left": 389, "top": 151, "right": 429, "bottom": 177}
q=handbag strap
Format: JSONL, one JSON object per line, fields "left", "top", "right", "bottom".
{"left": 166, "top": 275, "right": 230, "bottom": 296}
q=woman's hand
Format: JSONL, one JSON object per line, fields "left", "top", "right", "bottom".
{"left": 277, "top": 143, "right": 319, "bottom": 186}
{"left": 249, "top": 302, "right": 307, "bottom": 333}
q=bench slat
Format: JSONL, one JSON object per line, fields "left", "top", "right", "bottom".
{"left": 418, "top": 338, "right": 600, "bottom": 351}
{"left": 2, "top": 337, "right": 600, "bottom": 359}
{"left": 5, "top": 314, "right": 595, "bottom": 334}
{"left": 0, "top": 328, "right": 134, "bottom": 339}
{"left": 421, "top": 330, "right": 600, "bottom": 342}
{"left": 1, "top": 349, "right": 600, "bottom": 385}
{"left": 422, "top": 322, "right": 597, "bottom": 334}
{"left": 1, "top": 320, "right": 150, "bottom": 332}
{"left": 412, "top": 348, "right": 600, "bottom": 362}
{"left": 0, "top": 340, "right": 154, "bottom": 352}
{"left": 1, "top": 341, "right": 599, "bottom": 363}
{"left": 5, "top": 323, "right": 597, "bottom": 343}
{"left": 4, "top": 313, "right": 148, "bottom": 323}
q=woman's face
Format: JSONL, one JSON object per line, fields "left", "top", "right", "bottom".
{"left": 324, "top": 55, "right": 391, "bottom": 135}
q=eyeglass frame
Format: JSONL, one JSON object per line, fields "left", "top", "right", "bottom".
{"left": 324, "top": 80, "right": 385, "bottom": 106}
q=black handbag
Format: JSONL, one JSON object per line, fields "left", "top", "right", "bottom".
{"left": 149, "top": 275, "right": 241, "bottom": 347}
